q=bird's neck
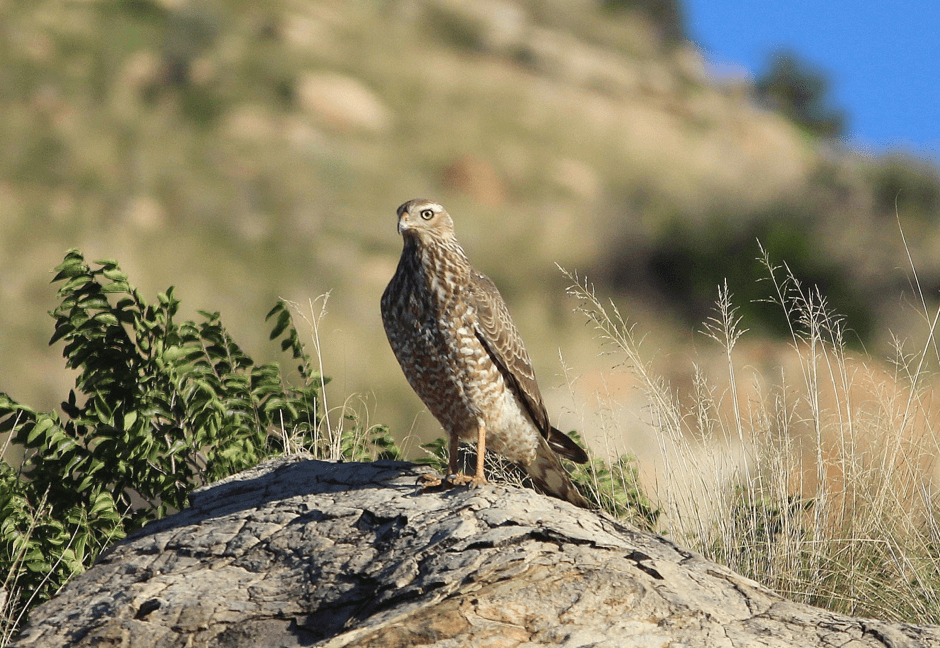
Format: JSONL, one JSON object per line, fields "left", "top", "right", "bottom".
{"left": 401, "top": 233, "right": 472, "bottom": 301}
{"left": 404, "top": 234, "right": 471, "bottom": 274}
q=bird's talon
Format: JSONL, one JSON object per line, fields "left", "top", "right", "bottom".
{"left": 419, "top": 473, "right": 444, "bottom": 489}
{"left": 447, "top": 473, "right": 472, "bottom": 487}
{"left": 448, "top": 473, "right": 488, "bottom": 489}
{"left": 421, "top": 472, "right": 489, "bottom": 493}
{"left": 468, "top": 476, "right": 488, "bottom": 489}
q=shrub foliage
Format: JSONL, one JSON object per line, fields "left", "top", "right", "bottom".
{"left": 0, "top": 250, "right": 398, "bottom": 638}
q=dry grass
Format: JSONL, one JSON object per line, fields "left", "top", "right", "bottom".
{"left": 563, "top": 249, "right": 940, "bottom": 625}
{"left": 272, "top": 295, "right": 396, "bottom": 464}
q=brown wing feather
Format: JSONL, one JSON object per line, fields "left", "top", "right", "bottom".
{"left": 546, "top": 425, "right": 588, "bottom": 464}
{"left": 468, "top": 271, "right": 588, "bottom": 464}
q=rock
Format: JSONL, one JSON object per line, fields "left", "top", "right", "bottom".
{"left": 441, "top": 155, "right": 506, "bottom": 206}
{"left": 13, "top": 456, "right": 940, "bottom": 647}
{"left": 550, "top": 156, "right": 600, "bottom": 200}
{"left": 124, "top": 195, "right": 167, "bottom": 232}
{"left": 296, "top": 72, "right": 392, "bottom": 133}
{"left": 220, "top": 104, "right": 281, "bottom": 142}
{"left": 426, "top": 0, "right": 527, "bottom": 54}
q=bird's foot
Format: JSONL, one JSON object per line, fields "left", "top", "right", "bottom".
{"left": 419, "top": 472, "right": 445, "bottom": 489}
{"left": 448, "top": 473, "right": 488, "bottom": 489}
{"left": 418, "top": 472, "right": 488, "bottom": 491}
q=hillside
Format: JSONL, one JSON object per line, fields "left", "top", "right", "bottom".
{"left": 2, "top": 0, "right": 939, "bottom": 477}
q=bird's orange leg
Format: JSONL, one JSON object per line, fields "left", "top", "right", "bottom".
{"left": 473, "top": 420, "right": 488, "bottom": 485}
{"left": 450, "top": 421, "right": 488, "bottom": 488}
{"left": 448, "top": 429, "right": 461, "bottom": 476}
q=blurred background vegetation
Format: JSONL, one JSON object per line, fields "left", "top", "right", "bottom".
{"left": 2, "top": 0, "right": 939, "bottom": 462}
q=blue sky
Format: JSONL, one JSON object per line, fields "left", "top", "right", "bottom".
{"left": 682, "top": 1, "right": 940, "bottom": 160}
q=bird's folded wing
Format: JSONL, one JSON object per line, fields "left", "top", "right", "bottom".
{"left": 468, "top": 271, "right": 551, "bottom": 433}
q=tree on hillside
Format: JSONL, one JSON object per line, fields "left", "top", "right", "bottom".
{"left": 755, "top": 50, "right": 846, "bottom": 139}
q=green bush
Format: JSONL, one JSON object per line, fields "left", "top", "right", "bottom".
{"left": 604, "top": 205, "right": 874, "bottom": 344}
{"left": 755, "top": 50, "right": 846, "bottom": 138}
{"left": 869, "top": 155, "right": 940, "bottom": 218}
{"left": 602, "top": 0, "right": 686, "bottom": 44}
{"left": 713, "top": 488, "right": 814, "bottom": 583}
{"left": 0, "top": 250, "right": 399, "bottom": 639}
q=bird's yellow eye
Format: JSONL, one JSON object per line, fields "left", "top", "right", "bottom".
{"left": 420, "top": 209, "right": 434, "bottom": 220}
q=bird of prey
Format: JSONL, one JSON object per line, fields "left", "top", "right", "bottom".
{"left": 381, "top": 198, "right": 589, "bottom": 508}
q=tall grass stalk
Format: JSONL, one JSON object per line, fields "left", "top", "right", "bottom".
{"left": 564, "top": 255, "right": 940, "bottom": 625}
{"left": 276, "top": 296, "right": 394, "bottom": 463}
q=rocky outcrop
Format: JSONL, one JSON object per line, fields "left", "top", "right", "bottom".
{"left": 13, "top": 456, "right": 940, "bottom": 647}
{"left": 296, "top": 72, "right": 392, "bottom": 133}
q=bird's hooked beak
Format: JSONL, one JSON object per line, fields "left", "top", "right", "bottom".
{"left": 397, "top": 213, "right": 412, "bottom": 235}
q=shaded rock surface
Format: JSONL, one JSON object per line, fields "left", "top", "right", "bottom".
{"left": 14, "top": 456, "right": 940, "bottom": 647}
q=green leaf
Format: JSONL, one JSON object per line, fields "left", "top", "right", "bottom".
{"left": 102, "top": 281, "right": 132, "bottom": 294}
{"left": 123, "top": 410, "right": 139, "bottom": 430}
{"left": 89, "top": 492, "right": 116, "bottom": 517}
{"left": 59, "top": 274, "right": 94, "bottom": 293}
{"left": 26, "top": 417, "right": 55, "bottom": 445}
{"left": 78, "top": 295, "right": 110, "bottom": 310}
{"left": 265, "top": 302, "right": 283, "bottom": 321}
{"left": 49, "top": 322, "right": 71, "bottom": 342}
{"left": 163, "top": 344, "right": 203, "bottom": 363}
{"left": 52, "top": 260, "right": 89, "bottom": 282}
{"left": 94, "top": 258, "right": 119, "bottom": 267}
{"left": 94, "top": 312, "right": 120, "bottom": 327}
{"left": 102, "top": 268, "right": 128, "bottom": 282}
{"left": 269, "top": 307, "right": 291, "bottom": 340}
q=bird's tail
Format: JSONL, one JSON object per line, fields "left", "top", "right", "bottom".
{"left": 528, "top": 440, "right": 590, "bottom": 508}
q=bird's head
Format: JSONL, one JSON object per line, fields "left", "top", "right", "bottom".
{"left": 395, "top": 199, "right": 456, "bottom": 243}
